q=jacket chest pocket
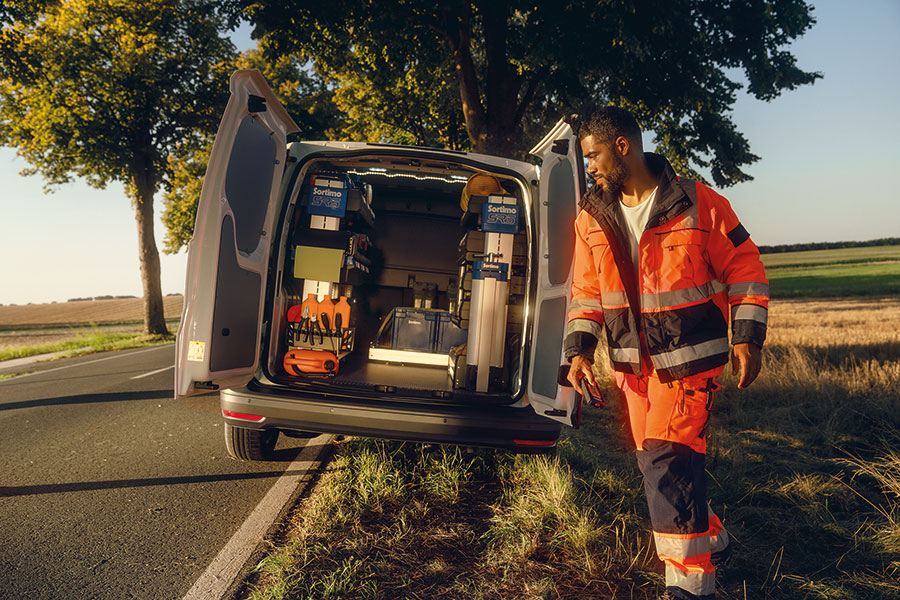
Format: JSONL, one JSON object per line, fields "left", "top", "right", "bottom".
{"left": 657, "top": 229, "right": 708, "bottom": 287}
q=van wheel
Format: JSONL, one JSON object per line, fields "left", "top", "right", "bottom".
{"left": 224, "top": 423, "right": 278, "bottom": 461}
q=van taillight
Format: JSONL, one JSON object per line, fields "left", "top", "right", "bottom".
{"left": 513, "top": 439, "right": 556, "bottom": 447}
{"left": 222, "top": 410, "right": 265, "bottom": 422}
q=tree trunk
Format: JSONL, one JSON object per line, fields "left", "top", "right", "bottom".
{"left": 132, "top": 162, "right": 169, "bottom": 336}
{"left": 441, "top": 1, "right": 524, "bottom": 158}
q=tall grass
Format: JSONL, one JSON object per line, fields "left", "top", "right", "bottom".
{"left": 245, "top": 441, "right": 504, "bottom": 600}
{"left": 244, "top": 297, "right": 900, "bottom": 599}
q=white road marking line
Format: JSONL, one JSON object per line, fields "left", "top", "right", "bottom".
{"left": 181, "top": 434, "right": 334, "bottom": 600}
{"left": 130, "top": 365, "right": 174, "bottom": 380}
{"left": 0, "top": 344, "right": 173, "bottom": 383}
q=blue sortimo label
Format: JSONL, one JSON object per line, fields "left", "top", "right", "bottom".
{"left": 308, "top": 185, "right": 348, "bottom": 217}
{"left": 472, "top": 261, "right": 509, "bottom": 281}
{"left": 482, "top": 202, "right": 519, "bottom": 233}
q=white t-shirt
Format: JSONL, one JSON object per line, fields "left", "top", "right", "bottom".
{"left": 619, "top": 187, "right": 658, "bottom": 270}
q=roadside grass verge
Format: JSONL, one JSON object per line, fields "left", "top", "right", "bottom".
{"left": 0, "top": 328, "right": 175, "bottom": 362}
{"left": 244, "top": 297, "right": 900, "bottom": 599}
{"left": 243, "top": 436, "right": 658, "bottom": 600}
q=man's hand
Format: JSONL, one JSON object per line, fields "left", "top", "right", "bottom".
{"left": 567, "top": 354, "right": 596, "bottom": 389}
{"left": 731, "top": 342, "right": 762, "bottom": 389}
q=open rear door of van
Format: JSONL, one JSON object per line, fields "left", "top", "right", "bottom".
{"left": 526, "top": 117, "right": 587, "bottom": 427}
{"left": 175, "top": 70, "right": 299, "bottom": 398}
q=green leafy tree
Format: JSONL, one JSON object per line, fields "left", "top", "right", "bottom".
{"left": 317, "top": 29, "right": 467, "bottom": 150}
{"left": 237, "top": 0, "right": 820, "bottom": 184}
{"left": 161, "top": 47, "right": 343, "bottom": 253}
{"left": 0, "top": 0, "right": 236, "bottom": 334}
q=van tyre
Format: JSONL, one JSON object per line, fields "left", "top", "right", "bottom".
{"left": 225, "top": 423, "right": 278, "bottom": 461}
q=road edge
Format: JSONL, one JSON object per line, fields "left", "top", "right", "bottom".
{"left": 181, "top": 433, "right": 335, "bottom": 600}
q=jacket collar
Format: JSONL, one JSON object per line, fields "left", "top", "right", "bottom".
{"left": 578, "top": 152, "right": 693, "bottom": 228}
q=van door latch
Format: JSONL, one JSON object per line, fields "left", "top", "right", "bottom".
{"left": 544, "top": 408, "right": 567, "bottom": 417}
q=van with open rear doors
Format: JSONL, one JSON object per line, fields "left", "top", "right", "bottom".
{"left": 175, "top": 70, "right": 586, "bottom": 460}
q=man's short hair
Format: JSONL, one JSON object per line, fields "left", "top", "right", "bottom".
{"left": 578, "top": 106, "right": 643, "bottom": 149}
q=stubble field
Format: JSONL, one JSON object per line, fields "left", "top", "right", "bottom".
{"left": 0, "top": 297, "right": 183, "bottom": 360}
{"left": 0, "top": 296, "right": 184, "bottom": 328}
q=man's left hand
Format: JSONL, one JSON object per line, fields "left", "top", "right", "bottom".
{"left": 732, "top": 342, "right": 762, "bottom": 389}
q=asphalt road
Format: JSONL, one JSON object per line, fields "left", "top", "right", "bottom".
{"left": 0, "top": 345, "right": 315, "bottom": 599}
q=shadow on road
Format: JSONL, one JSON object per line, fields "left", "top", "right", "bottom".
{"left": 0, "top": 389, "right": 171, "bottom": 411}
{"left": 0, "top": 443, "right": 325, "bottom": 497}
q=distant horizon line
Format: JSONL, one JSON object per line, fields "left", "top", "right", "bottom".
{"left": 3, "top": 237, "right": 897, "bottom": 306}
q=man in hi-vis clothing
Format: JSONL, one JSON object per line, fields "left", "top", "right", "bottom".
{"left": 566, "top": 107, "right": 768, "bottom": 600}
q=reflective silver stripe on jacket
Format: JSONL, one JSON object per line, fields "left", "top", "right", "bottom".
{"left": 569, "top": 298, "right": 603, "bottom": 312}
{"left": 566, "top": 318, "right": 603, "bottom": 337}
{"left": 654, "top": 532, "right": 711, "bottom": 560}
{"left": 609, "top": 346, "right": 640, "bottom": 364}
{"left": 727, "top": 281, "right": 769, "bottom": 298}
{"left": 600, "top": 290, "right": 628, "bottom": 308}
{"left": 641, "top": 280, "right": 726, "bottom": 310}
{"left": 667, "top": 567, "right": 715, "bottom": 596}
{"left": 731, "top": 303, "right": 768, "bottom": 324}
{"left": 652, "top": 337, "right": 730, "bottom": 371}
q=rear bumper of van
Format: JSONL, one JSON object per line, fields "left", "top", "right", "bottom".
{"left": 220, "top": 381, "right": 561, "bottom": 453}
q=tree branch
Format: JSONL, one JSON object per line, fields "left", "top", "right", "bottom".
{"left": 438, "top": 0, "right": 485, "bottom": 147}
{"left": 513, "top": 65, "right": 550, "bottom": 126}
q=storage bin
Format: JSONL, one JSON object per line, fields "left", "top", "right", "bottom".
{"left": 390, "top": 308, "right": 437, "bottom": 352}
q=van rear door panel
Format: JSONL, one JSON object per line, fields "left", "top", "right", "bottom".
{"left": 526, "top": 118, "right": 586, "bottom": 426}
{"left": 175, "top": 70, "right": 299, "bottom": 398}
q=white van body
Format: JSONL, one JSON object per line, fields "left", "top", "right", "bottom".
{"left": 175, "top": 70, "right": 586, "bottom": 459}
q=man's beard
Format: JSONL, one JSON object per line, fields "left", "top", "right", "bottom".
{"left": 596, "top": 151, "right": 628, "bottom": 197}
{"left": 580, "top": 151, "right": 630, "bottom": 213}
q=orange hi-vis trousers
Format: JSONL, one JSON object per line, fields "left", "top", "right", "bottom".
{"left": 615, "top": 367, "right": 730, "bottom": 600}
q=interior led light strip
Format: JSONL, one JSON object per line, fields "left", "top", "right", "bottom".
{"left": 346, "top": 169, "right": 468, "bottom": 184}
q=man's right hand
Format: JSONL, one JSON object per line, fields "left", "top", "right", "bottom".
{"left": 567, "top": 354, "right": 596, "bottom": 389}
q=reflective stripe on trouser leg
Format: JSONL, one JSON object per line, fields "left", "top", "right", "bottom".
{"left": 707, "top": 504, "right": 729, "bottom": 555}
{"left": 653, "top": 530, "right": 714, "bottom": 595}
{"left": 637, "top": 439, "right": 714, "bottom": 599}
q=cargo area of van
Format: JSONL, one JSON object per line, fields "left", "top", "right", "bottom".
{"left": 263, "top": 152, "right": 533, "bottom": 404}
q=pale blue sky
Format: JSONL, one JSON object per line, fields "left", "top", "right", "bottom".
{"left": 1, "top": 1, "right": 898, "bottom": 305}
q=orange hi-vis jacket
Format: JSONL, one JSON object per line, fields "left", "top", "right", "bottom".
{"left": 565, "top": 153, "right": 769, "bottom": 382}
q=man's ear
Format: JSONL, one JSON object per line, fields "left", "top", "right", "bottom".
{"left": 614, "top": 135, "right": 630, "bottom": 157}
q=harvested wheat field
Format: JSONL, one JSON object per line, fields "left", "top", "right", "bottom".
{"left": 0, "top": 296, "right": 184, "bottom": 327}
